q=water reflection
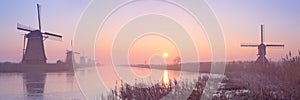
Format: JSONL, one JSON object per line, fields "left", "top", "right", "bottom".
{"left": 22, "top": 72, "right": 46, "bottom": 100}
{"left": 0, "top": 66, "right": 201, "bottom": 99}
{"left": 21, "top": 71, "right": 77, "bottom": 100}
{"left": 162, "top": 70, "right": 170, "bottom": 87}
{"left": 66, "top": 72, "right": 75, "bottom": 87}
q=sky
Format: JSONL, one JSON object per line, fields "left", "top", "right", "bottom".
{"left": 0, "top": 0, "right": 299, "bottom": 64}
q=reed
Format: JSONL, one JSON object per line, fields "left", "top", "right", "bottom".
{"left": 99, "top": 51, "right": 300, "bottom": 99}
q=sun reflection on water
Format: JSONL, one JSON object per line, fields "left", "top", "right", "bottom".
{"left": 163, "top": 70, "right": 169, "bottom": 87}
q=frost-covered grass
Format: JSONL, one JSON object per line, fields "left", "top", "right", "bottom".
{"left": 99, "top": 52, "right": 300, "bottom": 99}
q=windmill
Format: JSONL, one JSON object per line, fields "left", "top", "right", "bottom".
{"left": 65, "top": 41, "right": 80, "bottom": 65}
{"left": 17, "top": 4, "right": 62, "bottom": 64}
{"left": 241, "top": 24, "right": 284, "bottom": 63}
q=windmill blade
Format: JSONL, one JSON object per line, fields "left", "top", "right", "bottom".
{"left": 240, "top": 43, "right": 259, "bottom": 47}
{"left": 241, "top": 45, "right": 259, "bottom": 47}
{"left": 43, "top": 32, "right": 62, "bottom": 41}
{"left": 43, "top": 32, "right": 62, "bottom": 38}
{"left": 266, "top": 44, "right": 284, "bottom": 46}
{"left": 266, "top": 44, "right": 284, "bottom": 48}
{"left": 37, "top": 4, "right": 42, "bottom": 31}
{"left": 17, "top": 23, "right": 35, "bottom": 32}
{"left": 43, "top": 35, "right": 62, "bottom": 41}
{"left": 73, "top": 52, "right": 80, "bottom": 54}
{"left": 260, "top": 24, "right": 264, "bottom": 44}
{"left": 23, "top": 34, "right": 27, "bottom": 57}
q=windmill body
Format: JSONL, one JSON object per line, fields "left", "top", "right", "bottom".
{"left": 256, "top": 44, "right": 268, "bottom": 63}
{"left": 22, "top": 30, "right": 47, "bottom": 64}
{"left": 65, "top": 41, "right": 80, "bottom": 65}
{"left": 65, "top": 51, "right": 75, "bottom": 65}
{"left": 65, "top": 50, "right": 80, "bottom": 65}
{"left": 18, "top": 4, "right": 62, "bottom": 64}
{"left": 241, "top": 24, "right": 284, "bottom": 63}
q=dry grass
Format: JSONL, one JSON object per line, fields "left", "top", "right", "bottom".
{"left": 100, "top": 53, "right": 300, "bottom": 99}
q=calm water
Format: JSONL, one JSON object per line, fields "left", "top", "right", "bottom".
{"left": 0, "top": 66, "right": 200, "bottom": 100}
{"left": 0, "top": 72, "right": 83, "bottom": 100}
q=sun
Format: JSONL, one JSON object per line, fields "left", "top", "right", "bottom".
{"left": 163, "top": 52, "right": 169, "bottom": 58}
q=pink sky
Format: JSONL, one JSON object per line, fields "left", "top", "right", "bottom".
{"left": 0, "top": 0, "right": 299, "bottom": 64}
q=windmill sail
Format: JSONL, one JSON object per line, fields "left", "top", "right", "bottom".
{"left": 240, "top": 44, "right": 259, "bottom": 47}
{"left": 266, "top": 44, "right": 284, "bottom": 48}
{"left": 240, "top": 43, "right": 259, "bottom": 47}
{"left": 261, "top": 24, "right": 264, "bottom": 44}
{"left": 43, "top": 32, "right": 62, "bottom": 38}
{"left": 37, "top": 4, "right": 42, "bottom": 31}
{"left": 43, "top": 32, "right": 62, "bottom": 41}
{"left": 266, "top": 44, "right": 284, "bottom": 47}
{"left": 17, "top": 23, "right": 35, "bottom": 32}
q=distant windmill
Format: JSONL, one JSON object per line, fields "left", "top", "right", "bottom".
{"left": 241, "top": 24, "right": 284, "bottom": 63}
{"left": 17, "top": 4, "right": 62, "bottom": 64}
{"left": 65, "top": 41, "right": 80, "bottom": 65}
